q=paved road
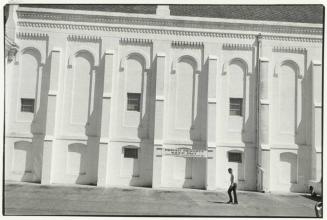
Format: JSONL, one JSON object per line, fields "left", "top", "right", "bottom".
{"left": 4, "top": 181, "right": 321, "bottom": 216}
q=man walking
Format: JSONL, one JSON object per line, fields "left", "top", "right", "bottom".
{"left": 227, "top": 168, "right": 238, "bottom": 204}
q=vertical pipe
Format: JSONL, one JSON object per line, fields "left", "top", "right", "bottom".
{"left": 255, "top": 33, "right": 262, "bottom": 191}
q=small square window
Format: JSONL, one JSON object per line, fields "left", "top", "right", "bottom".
{"left": 230, "top": 98, "right": 243, "bottom": 116}
{"left": 228, "top": 152, "right": 242, "bottom": 163}
{"left": 127, "top": 93, "right": 141, "bottom": 112}
{"left": 21, "top": 98, "right": 35, "bottom": 113}
{"left": 124, "top": 148, "right": 138, "bottom": 159}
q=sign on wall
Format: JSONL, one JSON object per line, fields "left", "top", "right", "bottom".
{"left": 164, "top": 147, "right": 207, "bottom": 158}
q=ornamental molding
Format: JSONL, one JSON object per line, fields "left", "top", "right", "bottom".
{"left": 272, "top": 46, "right": 307, "bottom": 53}
{"left": 17, "top": 9, "right": 322, "bottom": 36}
{"left": 222, "top": 43, "right": 252, "bottom": 50}
{"left": 262, "top": 35, "right": 321, "bottom": 43}
{"left": 16, "top": 32, "right": 48, "bottom": 40}
{"left": 17, "top": 21, "right": 322, "bottom": 43}
{"left": 172, "top": 41, "right": 203, "bottom": 48}
{"left": 17, "top": 21, "right": 254, "bottom": 39}
{"left": 67, "top": 34, "right": 101, "bottom": 42}
{"left": 120, "top": 38, "right": 152, "bottom": 45}
{"left": 274, "top": 58, "right": 303, "bottom": 78}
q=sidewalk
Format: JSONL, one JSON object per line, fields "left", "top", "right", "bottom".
{"left": 4, "top": 181, "right": 321, "bottom": 216}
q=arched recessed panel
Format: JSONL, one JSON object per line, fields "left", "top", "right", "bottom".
{"left": 279, "top": 152, "right": 297, "bottom": 184}
{"left": 126, "top": 58, "right": 143, "bottom": 93}
{"left": 123, "top": 57, "right": 144, "bottom": 128}
{"left": 13, "top": 141, "right": 33, "bottom": 174}
{"left": 175, "top": 60, "right": 195, "bottom": 129}
{"left": 279, "top": 63, "right": 296, "bottom": 134}
{"left": 71, "top": 51, "right": 93, "bottom": 125}
{"left": 19, "top": 48, "right": 40, "bottom": 99}
{"left": 229, "top": 60, "right": 244, "bottom": 98}
{"left": 228, "top": 59, "right": 246, "bottom": 133}
{"left": 67, "top": 143, "right": 87, "bottom": 176}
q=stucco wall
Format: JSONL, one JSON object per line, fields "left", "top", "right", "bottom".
{"left": 5, "top": 6, "right": 322, "bottom": 192}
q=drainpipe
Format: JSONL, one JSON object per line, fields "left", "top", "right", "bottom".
{"left": 255, "top": 33, "right": 263, "bottom": 192}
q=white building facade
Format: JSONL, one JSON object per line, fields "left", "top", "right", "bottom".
{"left": 5, "top": 5, "right": 323, "bottom": 192}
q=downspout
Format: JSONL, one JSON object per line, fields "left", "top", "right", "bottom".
{"left": 255, "top": 33, "right": 263, "bottom": 192}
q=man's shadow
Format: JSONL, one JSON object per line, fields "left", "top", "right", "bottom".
{"left": 208, "top": 201, "right": 230, "bottom": 204}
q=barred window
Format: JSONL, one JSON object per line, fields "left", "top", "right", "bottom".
{"left": 127, "top": 93, "right": 141, "bottom": 111}
{"left": 228, "top": 152, "right": 242, "bottom": 163}
{"left": 230, "top": 98, "right": 243, "bottom": 116}
{"left": 124, "top": 148, "right": 138, "bottom": 159}
{"left": 21, "top": 98, "right": 35, "bottom": 113}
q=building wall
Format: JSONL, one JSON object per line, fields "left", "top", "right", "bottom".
{"left": 5, "top": 6, "right": 322, "bottom": 192}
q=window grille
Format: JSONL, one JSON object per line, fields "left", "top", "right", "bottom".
{"left": 230, "top": 98, "right": 243, "bottom": 116}
{"left": 127, "top": 93, "right": 141, "bottom": 111}
{"left": 228, "top": 152, "right": 242, "bottom": 163}
{"left": 124, "top": 148, "right": 138, "bottom": 159}
{"left": 21, "top": 98, "right": 35, "bottom": 113}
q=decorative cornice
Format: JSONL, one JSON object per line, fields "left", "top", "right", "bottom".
{"left": 262, "top": 35, "right": 321, "bottom": 43}
{"left": 16, "top": 32, "right": 48, "bottom": 40}
{"left": 17, "top": 21, "right": 322, "bottom": 43}
{"left": 120, "top": 38, "right": 152, "bottom": 45}
{"left": 223, "top": 43, "right": 252, "bottom": 50}
{"left": 273, "top": 46, "right": 307, "bottom": 53}
{"left": 17, "top": 9, "right": 322, "bottom": 36}
{"left": 67, "top": 34, "right": 101, "bottom": 42}
{"left": 172, "top": 41, "right": 203, "bottom": 48}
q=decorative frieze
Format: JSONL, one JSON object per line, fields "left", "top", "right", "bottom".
{"left": 272, "top": 46, "right": 307, "bottom": 53}
{"left": 67, "top": 35, "right": 101, "bottom": 42}
{"left": 172, "top": 41, "right": 203, "bottom": 48}
{"left": 17, "top": 8, "right": 322, "bottom": 36}
{"left": 16, "top": 32, "right": 48, "bottom": 40}
{"left": 223, "top": 43, "right": 252, "bottom": 50}
{"left": 120, "top": 38, "right": 152, "bottom": 45}
{"left": 262, "top": 35, "right": 321, "bottom": 43}
{"left": 17, "top": 21, "right": 321, "bottom": 43}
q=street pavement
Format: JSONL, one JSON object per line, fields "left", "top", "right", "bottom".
{"left": 4, "top": 181, "right": 321, "bottom": 217}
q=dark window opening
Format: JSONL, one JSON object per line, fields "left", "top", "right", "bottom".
{"left": 127, "top": 93, "right": 141, "bottom": 111}
{"left": 228, "top": 152, "right": 242, "bottom": 163}
{"left": 21, "top": 98, "right": 35, "bottom": 113}
{"left": 124, "top": 148, "right": 138, "bottom": 159}
{"left": 230, "top": 98, "right": 243, "bottom": 116}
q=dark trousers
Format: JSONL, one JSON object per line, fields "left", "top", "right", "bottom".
{"left": 228, "top": 183, "right": 238, "bottom": 203}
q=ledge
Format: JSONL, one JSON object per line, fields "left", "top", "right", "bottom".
{"left": 156, "top": 53, "right": 166, "bottom": 57}
{"left": 105, "top": 50, "right": 115, "bottom": 55}
{"left": 259, "top": 57, "right": 269, "bottom": 62}
{"left": 312, "top": 60, "right": 322, "bottom": 66}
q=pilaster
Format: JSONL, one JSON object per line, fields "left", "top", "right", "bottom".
{"left": 152, "top": 52, "right": 166, "bottom": 188}
{"left": 311, "top": 60, "right": 322, "bottom": 182}
{"left": 97, "top": 48, "right": 116, "bottom": 187}
{"left": 258, "top": 57, "right": 271, "bottom": 192}
{"left": 205, "top": 55, "right": 218, "bottom": 190}
{"left": 41, "top": 48, "right": 61, "bottom": 184}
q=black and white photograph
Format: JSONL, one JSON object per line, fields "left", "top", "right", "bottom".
{"left": 3, "top": 1, "right": 324, "bottom": 217}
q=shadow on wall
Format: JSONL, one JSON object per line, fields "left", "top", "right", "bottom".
{"left": 295, "top": 54, "right": 306, "bottom": 145}
{"left": 13, "top": 47, "right": 51, "bottom": 183}
{"left": 242, "top": 48, "right": 256, "bottom": 144}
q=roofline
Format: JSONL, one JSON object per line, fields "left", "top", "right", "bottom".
{"left": 17, "top": 6, "right": 323, "bottom": 28}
